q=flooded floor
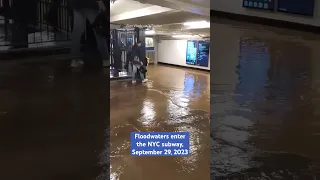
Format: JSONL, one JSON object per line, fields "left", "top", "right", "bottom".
{"left": 3, "top": 18, "right": 320, "bottom": 180}
{"left": 210, "top": 18, "right": 320, "bottom": 179}
{"left": 110, "top": 65, "right": 210, "bottom": 180}
{"left": 0, "top": 60, "right": 109, "bottom": 180}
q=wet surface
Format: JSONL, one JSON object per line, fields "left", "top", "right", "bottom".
{"left": 210, "top": 19, "right": 320, "bottom": 179}
{"left": 0, "top": 59, "right": 109, "bottom": 180}
{"left": 110, "top": 65, "right": 210, "bottom": 180}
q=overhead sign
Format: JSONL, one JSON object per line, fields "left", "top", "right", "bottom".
{"left": 243, "top": 0, "right": 275, "bottom": 11}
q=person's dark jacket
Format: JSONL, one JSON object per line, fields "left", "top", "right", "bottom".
{"left": 132, "top": 45, "right": 142, "bottom": 66}
{"left": 142, "top": 57, "right": 147, "bottom": 66}
{"left": 92, "top": 10, "right": 109, "bottom": 37}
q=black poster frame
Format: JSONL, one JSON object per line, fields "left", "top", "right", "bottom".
{"left": 277, "top": 0, "right": 315, "bottom": 17}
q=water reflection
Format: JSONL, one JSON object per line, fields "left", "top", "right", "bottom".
{"left": 211, "top": 20, "right": 320, "bottom": 179}
{"left": 139, "top": 99, "right": 156, "bottom": 127}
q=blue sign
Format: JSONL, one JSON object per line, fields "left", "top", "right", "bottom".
{"left": 186, "top": 40, "right": 198, "bottom": 65}
{"left": 278, "top": 0, "right": 315, "bottom": 16}
{"left": 130, "top": 132, "right": 190, "bottom": 156}
{"left": 196, "top": 40, "right": 209, "bottom": 67}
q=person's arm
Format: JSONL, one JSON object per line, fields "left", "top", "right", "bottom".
{"left": 96, "top": 0, "right": 106, "bottom": 11}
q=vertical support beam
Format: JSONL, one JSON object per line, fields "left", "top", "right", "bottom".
{"left": 154, "top": 36, "right": 159, "bottom": 64}
{"left": 2, "top": 0, "right": 10, "bottom": 35}
{"left": 134, "top": 27, "right": 146, "bottom": 61}
{"left": 114, "top": 30, "right": 122, "bottom": 72}
{"left": 134, "top": 27, "right": 139, "bottom": 44}
{"left": 11, "top": 0, "right": 37, "bottom": 48}
{"left": 139, "top": 28, "right": 146, "bottom": 61}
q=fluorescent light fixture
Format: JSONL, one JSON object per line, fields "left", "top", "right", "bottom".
{"left": 145, "top": 30, "right": 155, "bottom": 35}
{"left": 183, "top": 21, "right": 210, "bottom": 29}
{"left": 110, "top": 0, "right": 117, "bottom": 8}
{"left": 172, "top": 34, "right": 197, "bottom": 38}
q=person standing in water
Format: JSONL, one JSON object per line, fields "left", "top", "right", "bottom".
{"left": 68, "top": 0, "right": 108, "bottom": 67}
{"left": 131, "top": 41, "right": 148, "bottom": 83}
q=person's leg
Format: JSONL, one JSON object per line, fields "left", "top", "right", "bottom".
{"left": 132, "top": 65, "right": 138, "bottom": 83}
{"left": 70, "top": 9, "right": 86, "bottom": 67}
{"left": 141, "top": 65, "right": 148, "bottom": 82}
{"left": 137, "top": 66, "right": 148, "bottom": 82}
{"left": 95, "top": 33, "right": 109, "bottom": 66}
{"left": 83, "top": 9, "right": 109, "bottom": 67}
{"left": 138, "top": 68, "right": 145, "bottom": 81}
{"left": 143, "top": 69, "right": 146, "bottom": 79}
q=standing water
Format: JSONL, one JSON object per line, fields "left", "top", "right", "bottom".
{"left": 211, "top": 18, "right": 320, "bottom": 179}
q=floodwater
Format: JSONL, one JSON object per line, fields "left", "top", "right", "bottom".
{"left": 210, "top": 18, "right": 320, "bottom": 179}
{"left": 0, "top": 59, "right": 109, "bottom": 180}
{"left": 110, "top": 65, "right": 210, "bottom": 180}
{"left": 2, "top": 18, "right": 320, "bottom": 180}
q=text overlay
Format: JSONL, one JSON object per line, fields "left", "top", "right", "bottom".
{"left": 130, "top": 132, "right": 190, "bottom": 156}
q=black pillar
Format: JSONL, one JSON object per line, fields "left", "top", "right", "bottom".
{"left": 1, "top": 0, "right": 10, "bottom": 35}
{"left": 11, "top": 0, "right": 37, "bottom": 48}
{"left": 134, "top": 27, "right": 145, "bottom": 62}
{"left": 139, "top": 28, "right": 146, "bottom": 61}
{"left": 112, "top": 30, "right": 121, "bottom": 75}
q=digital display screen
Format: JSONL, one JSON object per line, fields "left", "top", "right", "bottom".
{"left": 196, "top": 40, "right": 209, "bottom": 67}
{"left": 243, "top": 0, "right": 275, "bottom": 11}
{"left": 278, "top": 0, "right": 315, "bottom": 16}
{"left": 186, "top": 40, "right": 198, "bottom": 65}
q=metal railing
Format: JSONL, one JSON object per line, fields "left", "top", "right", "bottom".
{"left": 0, "top": 0, "right": 72, "bottom": 51}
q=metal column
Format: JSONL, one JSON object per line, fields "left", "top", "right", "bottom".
{"left": 134, "top": 27, "right": 146, "bottom": 61}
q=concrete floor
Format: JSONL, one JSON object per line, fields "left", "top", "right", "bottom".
{"left": 110, "top": 65, "right": 210, "bottom": 180}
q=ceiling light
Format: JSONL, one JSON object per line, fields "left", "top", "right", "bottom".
{"left": 172, "top": 34, "right": 198, "bottom": 38}
{"left": 145, "top": 30, "right": 155, "bottom": 35}
{"left": 183, "top": 21, "right": 210, "bottom": 29}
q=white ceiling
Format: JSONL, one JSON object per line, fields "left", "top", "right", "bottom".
{"left": 135, "top": 0, "right": 209, "bottom": 16}
{"left": 110, "top": 0, "right": 153, "bottom": 16}
{"left": 114, "top": 10, "right": 209, "bottom": 25}
{"left": 110, "top": 0, "right": 210, "bottom": 36}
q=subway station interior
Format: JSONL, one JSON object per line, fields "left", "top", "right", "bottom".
{"left": 1, "top": 0, "right": 320, "bottom": 179}
{"left": 109, "top": 0, "right": 210, "bottom": 179}
{"left": 109, "top": 0, "right": 210, "bottom": 80}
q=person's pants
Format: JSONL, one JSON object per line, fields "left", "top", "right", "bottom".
{"left": 70, "top": 9, "right": 108, "bottom": 60}
{"left": 132, "top": 65, "right": 144, "bottom": 81}
{"left": 142, "top": 66, "right": 146, "bottom": 78}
